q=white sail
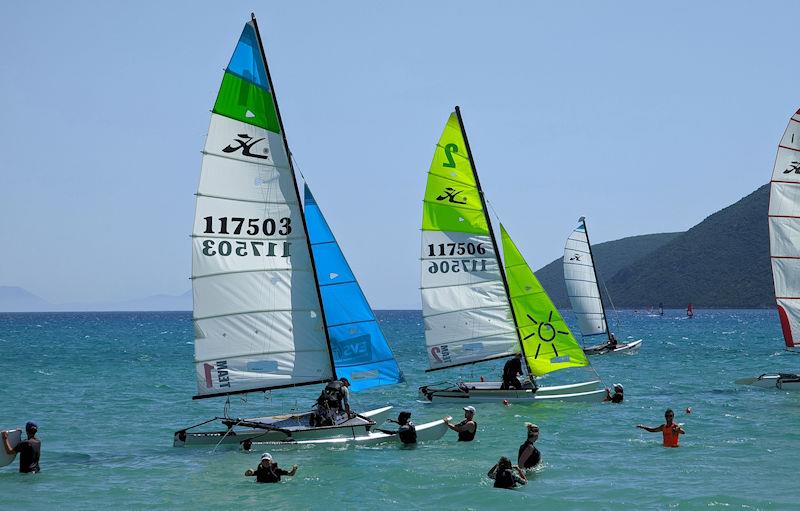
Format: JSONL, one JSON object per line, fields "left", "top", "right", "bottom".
{"left": 420, "top": 110, "right": 518, "bottom": 371}
{"left": 769, "top": 108, "right": 800, "bottom": 349}
{"left": 192, "top": 20, "right": 333, "bottom": 398}
{"left": 563, "top": 217, "right": 608, "bottom": 338}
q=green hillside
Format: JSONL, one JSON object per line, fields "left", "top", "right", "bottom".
{"left": 535, "top": 232, "right": 682, "bottom": 309}
{"left": 606, "top": 184, "right": 772, "bottom": 308}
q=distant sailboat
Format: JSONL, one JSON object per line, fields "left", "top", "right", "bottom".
{"left": 417, "top": 108, "right": 605, "bottom": 403}
{"left": 686, "top": 303, "right": 694, "bottom": 318}
{"left": 174, "top": 15, "right": 406, "bottom": 447}
{"left": 737, "top": 108, "right": 800, "bottom": 390}
{"left": 659, "top": 302, "right": 664, "bottom": 316}
{"left": 563, "top": 217, "right": 642, "bottom": 355}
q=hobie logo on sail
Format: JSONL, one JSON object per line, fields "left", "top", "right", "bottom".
{"left": 783, "top": 161, "right": 800, "bottom": 174}
{"left": 330, "top": 333, "right": 372, "bottom": 365}
{"left": 203, "top": 360, "right": 231, "bottom": 388}
{"left": 430, "top": 345, "right": 452, "bottom": 364}
{"left": 222, "top": 134, "right": 269, "bottom": 159}
{"left": 436, "top": 187, "right": 468, "bottom": 204}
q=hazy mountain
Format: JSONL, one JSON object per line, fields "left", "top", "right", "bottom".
{"left": 0, "top": 289, "right": 191, "bottom": 312}
{"left": 0, "top": 286, "right": 52, "bottom": 312}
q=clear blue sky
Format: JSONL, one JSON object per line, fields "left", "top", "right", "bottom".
{"left": 1, "top": 1, "right": 798, "bottom": 308}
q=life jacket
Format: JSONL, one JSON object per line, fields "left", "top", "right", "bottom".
{"left": 493, "top": 467, "right": 516, "bottom": 489}
{"left": 398, "top": 422, "right": 417, "bottom": 444}
{"left": 457, "top": 420, "right": 476, "bottom": 442}
{"left": 662, "top": 423, "right": 680, "bottom": 447}
{"left": 318, "top": 380, "right": 345, "bottom": 408}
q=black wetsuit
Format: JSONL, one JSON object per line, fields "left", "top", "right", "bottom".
{"left": 610, "top": 392, "right": 623, "bottom": 403}
{"left": 14, "top": 438, "right": 41, "bottom": 473}
{"left": 398, "top": 422, "right": 417, "bottom": 444}
{"left": 501, "top": 357, "right": 523, "bottom": 390}
{"left": 457, "top": 420, "right": 477, "bottom": 442}
{"left": 517, "top": 440, "right": 541, "bottom": 469}
{"left": 254, "top": 463, "right": 290, "bottom": 483}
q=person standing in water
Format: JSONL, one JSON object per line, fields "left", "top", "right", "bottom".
{"left": 444, "top": 406, "right": 477, "bottom": 441}
{"left": 245, "top": 453, "right": 298, "bottom": 483}
{"left": 517, "top": 422, "right": 541, "bottom": 469}
{"left": 487, "top": 456, "right": 527, "bottom": 489}
{"left": 637, "top": 409, "right": 685, "bottom": 447}
{"left": 2, "top": 422, "right": 41, "bottom": 473}
{"left": 501, "top": 352, "right": 524, "bottom": 390}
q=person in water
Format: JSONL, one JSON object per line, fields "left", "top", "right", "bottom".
{"left": 604, "top": 383, "right": 624, "bottom": 403}
{"left": 2, "top": 422, "right": 41, "bottom": 473}
{"left": 517, "top": 422, "right": 541, "bottom": 469}
{"left": 313, "top": 377, "right": 352, "bottom": 426}
{"left": 637, "top": 409, "right": 685, "bottom": 447}
{"left": 245, "top": 452, "right": 298, "bottom": 483}
{"left": 392, "top": 411, "right": 417, "bottom": 445}
{"left": 501, "top": 352, "right": 524, "bottom": 390}
{"left": 487, "top": 456, "right": 527, "bottom": 489}
{"left": 444, "top": 406, "right": 477, "bottom": 441}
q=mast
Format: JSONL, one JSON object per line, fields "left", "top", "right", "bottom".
{"left": 453, "top": 105, "right": 530, "bottom": 373}
{"left": 581, "top": 217, "right": 612, "bottom": 340}
{"left": 250, "top": 13, "right": 338, "bottom": 380}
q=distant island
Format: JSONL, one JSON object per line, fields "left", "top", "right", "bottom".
{"left": 1, "top": 184, "right": 775, "bottom": 312}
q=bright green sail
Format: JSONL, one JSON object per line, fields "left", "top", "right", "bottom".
{"left": 500, "top": 224, "right": 589, "bottom": 376}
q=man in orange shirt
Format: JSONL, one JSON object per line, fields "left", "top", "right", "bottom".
{"left": 636, "top": 409, "right": 685, "bottom": 447}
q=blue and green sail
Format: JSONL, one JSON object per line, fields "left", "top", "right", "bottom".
{"left": 305, "top": 184, "right": 404, "bottom": 391}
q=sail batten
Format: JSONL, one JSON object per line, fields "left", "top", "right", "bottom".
{"left": 191, "top": 18, "right": 333, "bottom": 399}
{"left": 769, "top": 109, "right": 800, "bottom": 348}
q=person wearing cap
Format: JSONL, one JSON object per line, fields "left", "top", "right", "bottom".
{"left": 501, "top": 352, "right": 524, "bottom": 390}
{"left": 604, "top": 383, "right": 624, "bottom": 403}
{"left": 2, "top": 421, "right": 41, "bottom": 473}
{"left": 517, "top": 422, "right": 541, "bottom": 469}
{"left": 245, "top": 453, "right": 298, "bottom": 483}
{"left": 444, "top": 406, "right": 477, "bottom": 441}
{"left": 313, "top": 377, "right": 352, "bottom": 426}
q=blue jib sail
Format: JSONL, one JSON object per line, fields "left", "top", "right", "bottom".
{"left": 304, "top": 184, "right": 404, "bottom": 391}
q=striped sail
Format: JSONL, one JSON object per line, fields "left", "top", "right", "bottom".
{"left": 769, "top": 108, "right": 800, "bottom": 349}
{"left": 420, "top": 110, "right": 518, "bottom": 371}
{"left": 501, "top": 225, "right": 589, "bottom": 376}
{"left": 563, "top": 217, "right": 609, "bottom": 338}
{"left": 192, "top": 19, "right": 333, "bottom": 398}
{"left": 304, "top": 184, "right": 405, "bottom": 391}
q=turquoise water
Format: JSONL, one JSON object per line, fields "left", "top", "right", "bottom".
{"left": 1, "top": 310, "right": 798, "bottom": 510}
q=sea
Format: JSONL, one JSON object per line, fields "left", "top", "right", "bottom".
{"left": 0, "top": 309, "right": 798, "bottom": 510}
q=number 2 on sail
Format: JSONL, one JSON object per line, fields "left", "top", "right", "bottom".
{"left": 442, "top": 143, "right": 458, "bottom": 168}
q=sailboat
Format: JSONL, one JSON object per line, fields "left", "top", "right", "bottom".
{"left": 175, "top": 15, "right": 407, "bottom": 447}
{"left": 659, "top": 303, "right": 664, "bottom": 316}
{"left": 686, "top": 303, "right": 694, "bottom": 318}
{"left": 737, "top": 108, "right": 800, "bottom": 391}
{"left": 563, "top": 217, "right": 642, "bottom": 355}
{"left": 417, "top": 108, "right": 606, "bottom": 404}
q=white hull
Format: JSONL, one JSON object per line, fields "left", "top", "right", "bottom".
{"left": 0, "top": 429, "right": 21, "bottom": 467}
{"left": 584, "top": 340, "right": 642, "bottom": 355}
{"left": 418, "top": 380, "right": 605, "bottom": 403}
{"left": 735, "top": 374, "right": 800, "bottom": 390}
{"left": 253, "top": 417, "right": 451, "bottom": 447}
{"left": 174, "top": 406, "right": 393, "bottom": 447}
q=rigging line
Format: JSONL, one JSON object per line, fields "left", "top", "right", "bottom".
{"left": 290, "top": 153, "right": 307, "bottom": 182}
{"left": 597, "top": 270, "right": 624, "bottom": 335}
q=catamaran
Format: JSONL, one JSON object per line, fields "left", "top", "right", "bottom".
{"left": 417, "top": 108, "right": 606, "bottom": 404}
{"left": 175, "top": 15, "right": 414, "bottom": 448}
{"left": 563, "top": 217, "right": 642, "bottom": 355}
{"left": 737, "top": 108, "right": 800, "bottom": 391}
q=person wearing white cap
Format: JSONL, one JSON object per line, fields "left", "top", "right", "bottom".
{"left": 245, "top": 452, "right": 298, "bottom": 483}
{"left": 604, "top": 383, "right": 624, "bottom": 403}
{"left": 443, "top": 406, "right": 477, "bottom": 441}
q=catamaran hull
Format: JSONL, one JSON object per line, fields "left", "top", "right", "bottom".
{"left": 174, "top": 406, "right": 393, "bottom": 447}
{"left": 418, "top": 380, "right": 605, "bottom": 404}
{"left": 252, "top": 417, "right": 451, "bottom": 447}
{"left": 735, "top": 374, "right": 800, "bottom": 390}
{"left": 584, "top": 340, "right": 643, "bottom": 355}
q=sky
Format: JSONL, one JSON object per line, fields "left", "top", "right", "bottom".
{"left": 1, "top": 1, "right": 799, "bottom": 308}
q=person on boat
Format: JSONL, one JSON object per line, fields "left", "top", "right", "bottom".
{"left": 444, "top": 406, "right": 477, "bottom": 441}
{"left": 313, "top": 377, "right": 352, "bottom": 426}
{"left": 500, "top": 352, "right": 524, "bottom": 390}
{"left": 604, "top": 383, "right": 624, "bottom": 403}
{"left": 636, "top": 409, "right": 685, "bottom": 447}
{"left": 391, "top": 411, "right": 417, "bottom": 445}
{"left": 245, "top": 452, "right": 298, "bottom": 483}
{"left": 2, "top": 422, "right": 41, "bottom": 473}
{"left": 606, "top": 333, "right": 619, "bottom": 350}
{"left": 487, "top": 456, "right": 527, "bottom": 489}
{"left": 517, "top": 422, "right": 541, "bottom": 470}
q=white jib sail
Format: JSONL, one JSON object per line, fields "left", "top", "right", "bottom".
{"left": 563, "top": 217, "right": 608, "bottom": 338}
{"left": 769, "top": 109, "right": 800, "bottom": 349}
